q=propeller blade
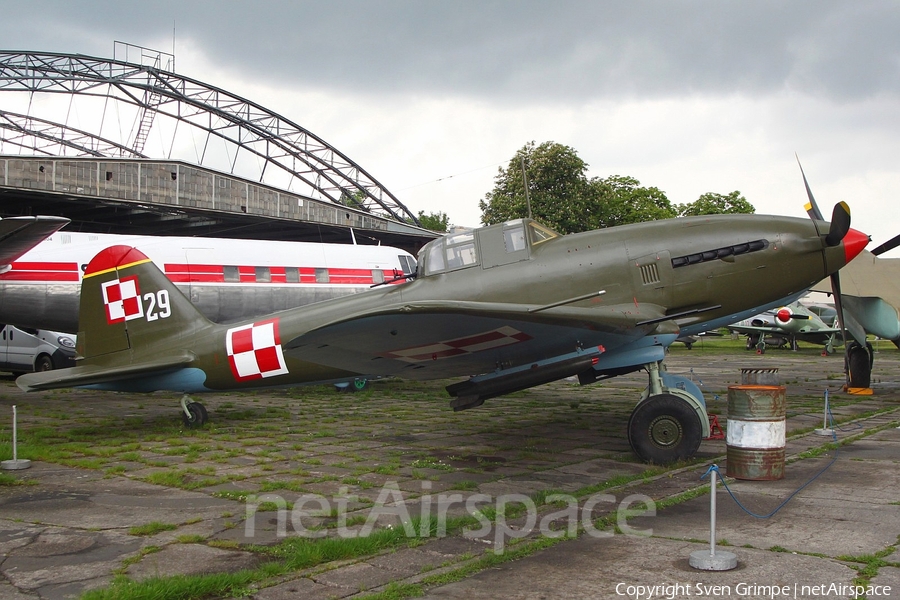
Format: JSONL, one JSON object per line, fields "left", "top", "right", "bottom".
{"left": 871, "top": 232, "right": 900, "bottom": 256}
{"left": 830, "top": 272, "right": 849, "bottom": 387}
{"left": 825, "top": 201, "right": 851, "bottom": 247}
{"left": 796, "top": 155, "right": 824, "bottom": 221}
{"left": 831, "top": 271, "right": 867, "bottom": 344}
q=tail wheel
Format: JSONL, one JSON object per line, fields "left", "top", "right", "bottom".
{"left": 182, "top": 402, "right": 208, "bottom": 427}
{"left": 628, "top": 393, "right": 703, "bottom": 465}
{"left": 846, "top": 342, "right": 873, "bottom": 389}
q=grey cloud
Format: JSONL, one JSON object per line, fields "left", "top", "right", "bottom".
{"left": 4, "top": 1, "right": 900, "bottom": 103}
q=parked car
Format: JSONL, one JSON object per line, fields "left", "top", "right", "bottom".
{"left": 0, "top": 325, "right": 76, "bottom": 375}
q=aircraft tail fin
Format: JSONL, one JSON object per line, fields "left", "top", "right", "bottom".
{"left": 75, "top": 245, "right": 213, "bottom": 361}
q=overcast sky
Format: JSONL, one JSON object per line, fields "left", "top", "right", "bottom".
{"left": 3, "top": 1, "right": 899, "bottom": 254}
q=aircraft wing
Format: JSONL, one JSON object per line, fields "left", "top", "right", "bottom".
{"left": 812, "top": 249, "right": 900, "bottom": 342}
{"left": 283, "top": 300, "right": 673, "bottom": 380}
{"left": 726, "top": 324, "right": 779, "bottom": 337}
{"left": 0, "top": 216, "right": 70, "bottom": 269}
{"left": 815, "top": 250, "right": 900, "bottom": 306}
{"left": 728, "top": 324, "right": 840, "bottom": 347}
{"left": 793, "top": 330, "right": 841, "bottom": 346}
{"left": 16, "top": 352, "right": 195, "bottom": 392}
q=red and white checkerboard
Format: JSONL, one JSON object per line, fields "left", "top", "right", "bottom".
{"left": 101, "top": 276, "right": 144, "bottom": 324}
{"left": 226, "top": 318, "right": 289, "bottom": 381}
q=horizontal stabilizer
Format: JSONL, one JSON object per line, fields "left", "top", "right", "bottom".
{"left": 16, "top": 352, "right": 195, "bottom": 392}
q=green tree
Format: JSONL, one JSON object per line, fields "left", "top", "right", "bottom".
{"left": 593, "top": 175, "right": 676, "bottom": 228}
{"left": 479, "top": 141, "right": 597, "bottom": 234}
{"left": 417, "top": 210, "right": 450, "bottom": 232}
{"left": 677, "top": 191, "right": 755, "bottom": 217}
{"left": 479, "top": 141, "right": 678, "bottom": 234}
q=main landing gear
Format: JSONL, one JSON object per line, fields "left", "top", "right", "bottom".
{"left": 181, "top": 394, "right": 208, "bottom": 427}
{"left": 846, "top": 341, "right": 874, "bottom": 389}
{"left": 626, "top": 361, "right": 709, "bottom": 465}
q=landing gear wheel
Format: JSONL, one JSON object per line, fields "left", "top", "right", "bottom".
{"left": 846, "top": 342, "right": 873, "bottom": 389}
{"left": 35, "top": 355, "right": 53, "bottom": 372}
{"left": 627, "top": 393, "right": 703, "bottom": 465}
{"left": 182, "top": 402, "right": 208, "bottom": 427}
{"left": 745, "top": 335, "right": 758, "bottom": 350}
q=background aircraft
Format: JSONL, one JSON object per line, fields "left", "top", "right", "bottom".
{"left": 799, "top": 162, "right": 900, "bottom": 388}
{"left": 727, "top": 301, "right": 840, "bottom": 354}
{"left": 810, "top": 249, "right": 900, "bottom": 387}
{"left": 19, "top": 208, "right": 868, "bottom": 464}
{"left": 0, "top": 217, "right": 416, "bottom": 334}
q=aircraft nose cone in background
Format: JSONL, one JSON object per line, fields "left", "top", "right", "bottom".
{"left": 843, "top": 228, "right": 869, "bottom": 263}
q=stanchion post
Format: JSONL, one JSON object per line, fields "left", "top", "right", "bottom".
{"left": 2, "top": 405, "right": 31, "bottom": 470}
{"left": 690, "top": 466, "right": 737, "bottom": 570}
{"left": 815, "top": 389, "right": 834, "bottom": 436}
{"left": 709, "top": 469, "right": 717, "bottom": 557}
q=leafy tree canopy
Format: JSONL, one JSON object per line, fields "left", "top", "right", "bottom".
{"left": 417, "top": 210, "right": 450, "bottom": 232}
{"left": 479, "top": 141, "right": 676, "bottom": 234}
{"left": 593, "top": 174, "right": 676, "bottom": 229}
{"left": 479, "top": 141, "right": 595, "bottom": 234}
{"left": 676, "top": 191, "right": 755, "bottom": 217}
{"left": 479, "top": 141, "right": 755, "bottom": 234}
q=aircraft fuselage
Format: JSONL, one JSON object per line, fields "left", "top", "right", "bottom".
{"left": 51, "top": 213, "right": 864, "bottom": 394}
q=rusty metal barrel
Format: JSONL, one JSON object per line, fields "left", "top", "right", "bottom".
{"left": 725, "top": 385, "right": 786, "bottom": 480}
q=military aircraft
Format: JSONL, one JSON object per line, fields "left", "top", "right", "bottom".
{"left": 17, "top": 207, "right": 869, "bottom": 464}
{"left": 810, "top": 249, "right": 900, "bottom": 387}
{"left": 0, "top": 216, "right": 417, "bottom": 334}
{"left": 798, "top": 161, "right": 900, "bottom": 388}
{"left": 727, "top": 300, "right": 841, "bottom": 354}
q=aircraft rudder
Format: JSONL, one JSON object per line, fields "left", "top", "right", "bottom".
{"left": 77, "top": 245, "right": 211, "bottom": 359}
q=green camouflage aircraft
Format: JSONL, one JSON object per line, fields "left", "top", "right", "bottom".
{"left": 17, "top": 206, "right": 868, "bottom": 464}
{"left": 728, "top": 301, "right": 841, "bottom": 354}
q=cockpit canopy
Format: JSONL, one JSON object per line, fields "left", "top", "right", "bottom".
{"left": 418, "top": 219, "right": 559, "bottom": 277}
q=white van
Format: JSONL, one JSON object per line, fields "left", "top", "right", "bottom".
{"left": 0, "top": 325, "right": 76, "bottom": 374}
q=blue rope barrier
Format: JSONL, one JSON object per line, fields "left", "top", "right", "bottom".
{"left": 702, "top": 390, "right": 841, "bottom": 519}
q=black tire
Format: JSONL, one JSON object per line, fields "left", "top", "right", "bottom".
{"left": 627, "top": 393, "right": 703, "bottom": 465}
{"left": 847, "top": 343, "right": 872, "bottom": 389}
{"left": 182, "top": 402, "right": 208, "bottom": 427}
{"left": 34, "top": 354, "right": 54, "bottom": 372}
{"left": 746, "top": 335, "right": 758, "bottom": 350}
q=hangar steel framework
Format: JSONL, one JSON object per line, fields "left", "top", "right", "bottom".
{"left": 0, "top": 44, "right": 420, "bottom": 226}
